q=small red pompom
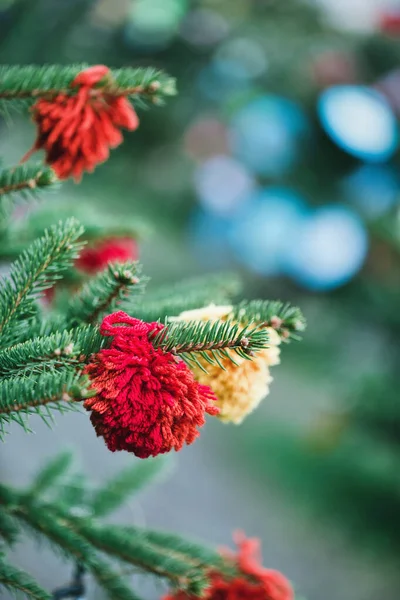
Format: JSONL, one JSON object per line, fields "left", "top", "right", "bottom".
{"left": 21, "top": 65, "right": 139, "bottom": 182}
{"left": 75, "top": 237, "right": 139, "bottom": 274}
{"left": 379, "top": 11, "right": 400, "bottom": 35}
{"left": 84, "top": 312, "right": 219, "bottom": 458}
{"left": 163, "top": 532, "right": 293, "bottom": 600}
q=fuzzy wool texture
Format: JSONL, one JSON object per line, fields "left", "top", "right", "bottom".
{"left": 176, "top": 304, "right": 234, "bottom": 322}
{"left": 75, "top": 236, "right": 139, "bottom": 274}
{"left": 176, "top": 305, "right": 281, "bottom": 424}
{"left": 22, "top": 65, "right": 139, "bottom": 181}
{"left": 163, "top": 532, "right": 293, "bottom": 600}
{"left": 83, "top": 311, "right": 219, "bottom": 458}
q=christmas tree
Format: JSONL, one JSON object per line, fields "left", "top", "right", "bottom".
{"left": 3, "top": 0, "right": 400, "bottom": 598}
{"left": 0, "top": 61, "right": 306, "bottom": 600}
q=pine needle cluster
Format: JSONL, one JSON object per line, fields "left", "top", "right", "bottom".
{"left": 0, "top": 62, "right": 305, "bottom": 600}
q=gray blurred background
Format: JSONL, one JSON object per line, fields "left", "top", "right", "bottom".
{"left": 2, "top": 1, "right": 400, "bottom": 599}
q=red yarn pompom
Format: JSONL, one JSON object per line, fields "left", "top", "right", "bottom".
{"left": 163, "top": 532, "right": 293, "bottom": 600}
{"left": 379, "top": 11, "right": 400, "bottom": 35}
{"left": 75, "top": 237, "right": 139, "bottom": 274}
{"left": 21, "top": 65, "right": 139, "bottom": 182}
{"left": 84, "top": 312, "right": 219, "bottom": 458}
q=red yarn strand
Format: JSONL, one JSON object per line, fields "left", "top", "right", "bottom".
{"left": 21, "top": 65, "right": 139, "bottom": 182}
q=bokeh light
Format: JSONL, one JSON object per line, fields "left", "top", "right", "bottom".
{"left": 287, "top": 205, "right": 368, "bottom": 291}
{"left": 228, "top": 188, "right": 307, "bottom": 275}
{"left": 375, "top": 69, "right": 400, "bottom": 117}
{"left": 197, "top": 60, "right": 252, "bottom": 103}
{"left": 341, "top": 165, "right": 400, "bottom": 218}
{"left": 184, "top": 117, "right": 229, "bottom": 161}
{"left": 91, "top": 0, "right": 130, "bottom": 27}
{"left": 229, "top": 96, "right": 310, "bottom": 176}
{"left": 124, "top": 0, "right": 188, "bottom": 48}
{"left": 194, "top": 155, "right": 255, "bottom": 216}
{"left": 180, "top": 9, "right": 229, "bottom": 47}
{"left": 318, "top": 86, "right": 399, "bottom": 162}
{"left": 215, "top": 38, "right": 268, "bottom": 79}
{"left": 311, "top": 50, "right": 358, "bottom": 88}
{"left": 188, "top": 209, "right": 232, "bottom": 269}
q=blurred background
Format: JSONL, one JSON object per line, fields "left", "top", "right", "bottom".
{"left": 2, "top": 1, "right": 400, "bottom": 599}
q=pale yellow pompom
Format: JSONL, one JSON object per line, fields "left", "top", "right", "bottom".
{"left": 264, "top": 327, "right": 281, "bottom": 366}
{"left": 191, "top": 349, "right": 273, "bottom": 424}
{"left": 176, "top": 306, "right": 282, "bottom": 424}
{"left": 173, "top": 304, "right": 233, "bottom": 322}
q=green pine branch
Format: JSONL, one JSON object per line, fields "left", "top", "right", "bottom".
{"left": 54, "top": 474, "right": 87, "bottom": 509}
{"left": 65, "top": 262, "right": 146, "bottom": 326}
{"left": 144, "top": 272, "right": 242, "bottom": 304}
{"left": 232, "top": 300, "right": 307, "bottom": 341}
{"left": 4, "top": 493, "right": 109, "bottom": 576}
{"left": 0, "top": 487, "right": 213, "bottom": 597}
{"left": 134, "top": 529, "right": 230, "bottom": 577}
{"left": 0, "top": 456, "right": 245, "bottom": 600}
{"left": 129, "top": 272, "right": 241, "bottom": 322}
{"left": 0, "top": 201, "right": 150, "bottom": 262}
{"left": 0, "top": 164, "right": 57, "bottom": 199}
{"left": 77, "top": 523, "right": 209, "bottom": 596}
{"left": 23, "top": 200, "right": 150, "bottom": 242}
{"left": 152, "top": 318, "right": 269, "bottom": 370}
{"left": 0, "top": 369, "right": 86, "bottom": 440}
{"left": 90, "top": 458, "right": 168, "bottom": 518}
{"left": 90, "top": 561, "right": 144, "bottom": 600}
{"left": 23, "top": 453, "right": 166, "bottom": 518}
{"left": 0, "top": 511, "right": 19, "bottom": 545}
{"left": 16, "top": 313, "right": 73, "bottom": 343}
{"left": 0, "top": 218, "right": 84, "bottom": 347}
{"left": 0, "top": 163, "right": 57, "bottom": 229}
{"left": 0, "top": 325, "right": 103, "bottom": 377}
{"left": 0, "top": 65, "right": 176, "bottom": 108}
{"left": 0, "top": 557, "right": 51, "bottom": 600}
{"left": 27, "top": 452, "right": 74, "bottom": 498}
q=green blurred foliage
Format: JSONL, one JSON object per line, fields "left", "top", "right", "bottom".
{"left": 1, "top": 0, "right": 400, "bottom": 585}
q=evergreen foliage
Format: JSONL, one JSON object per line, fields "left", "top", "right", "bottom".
{"left": 0, "top": 218, "right": 84, "bottom": 347}
{"left": 0, "top": 325, "right": 102, "bottom": 376}
{"left": 153, "top": 317, "right": 269, "bottom": 370}
{"left": 90, "top": 458, "right": 168, "bottom": 517}
{"left": 65, "top": 262, "right": 146, "bottom": 326}
{"left": 0, "top": 65, "right": 176, "bottom": 114}
{"left": 0, "top": 58, "right": 305, "bottom": 600}
{"left": 232, "top": 300, "right": 307, "bottom": 341}
{"left": 0, "top": 200, "right": 150, "bottom": 266}
{"left": 0, "top": 558, "right": 51, "bottom": 600}
{"left": 130, "top": 273, "right": 242, "bottom": 322}
{"left": 0, "top": 164, "right": 57, "bottom": 230}
{"left": 0, "top": 457, "right": 234, "bottom": 600}
{"left": 0, "top": 164, "right": 56, "bottom": 199}
{"left": 0, "top": 369, "right": 84, "bottom": 439}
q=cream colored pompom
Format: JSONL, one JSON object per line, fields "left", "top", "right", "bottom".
{"left": 264, "top": 327, "right": 281, "bottom": 366}
{"left": 176, "top": 306, "right": 282, "bottom": 424}
{"left": 173, "top": 304, "right": 233, "bottom": 322}
{"left": 191, "top": 349, "right": 273, "bottom": 424}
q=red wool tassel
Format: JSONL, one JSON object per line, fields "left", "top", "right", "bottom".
{"left": 75, "top": 237, "right": 139, "bottom": 274}
{"left": 21, "top": 65, "right": 139, "bottom": 182}
{"left": 84, "top": 312, "right": 219, "bottom": 458}
{"left": 379, "top": 11, "right": 400, "bottom": 35}
{"left": 163, "top": 532, "right": 293, "bottom": 600}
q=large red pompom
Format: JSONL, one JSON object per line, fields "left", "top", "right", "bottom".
{"left": 163, "top": 532, "right": 293, "bottom": 600}
{"left": 22, "top": 65, "right": 139, "bottom": 182}
{"left": 83, "top": 312, "right": 219, "bottom": 458}
{"left": 75, "top": 237, "right": 139, "bottom": 274}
